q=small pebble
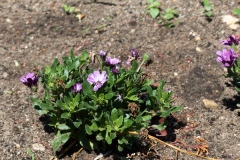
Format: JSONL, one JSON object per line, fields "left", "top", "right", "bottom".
{"left": 130, "top": 29, "right": 135, "bottom": 33}
{"left": 195, "top": 36, "right": 201, "bottom": 41}
{"left": 174, "top": 72, "right": 178, "bottom": 76}
{"left": 196, "top": 47, "right": 202, "bottom": 53}
{"left": 6, "top": 18, "right": 12, "bottom": 23}
{"left": 32, "top": 143, "right": 45, "bottom": 151}
{"left": 202, "top": 99, "right": 218, "bottom": 109}
{"left": 15, "top": 143, "right": 20, "bottom": 149}
{"left": 3, "top": 72, "right": 8, "bottom": 78}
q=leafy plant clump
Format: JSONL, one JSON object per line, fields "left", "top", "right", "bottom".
{"left": 20, "top": 50, "right": 182, "bottom": 154}
{"left": 202, "top": 0, "right": 213, "bottom": 18}
{"left": 216, "top": 35, "right": 240, "bottom": 106}
{"left": 146, "top": 0, "right": 178, "bottom": 28}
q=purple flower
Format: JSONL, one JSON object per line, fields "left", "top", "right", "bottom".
{"left": 106, "top": 56, "right": 121, "bottom": 67}
{"left": 20, "top": 72, "right": 39, "bottom": 88}
{"left": 221, "top": 35, "right": 240, "bottom": 46}
{"left": 117, "top": 93, "right": 122, "bottom": 102}
{"left": 130, "top": 49, "right": 139, "bottom": 59}
{"left": 99, "top": 50, "right": 107, "bottom": 56}
{"left": 87, "top": 71, "right": 107, "bottom": 91}
{"left": 111, "top": 65, "right": 119, "bottom": 74}
{"left": 71, "top": 83, "right": 82, "bottom": 93}
{"left": 216, "top": 48, "right": 238, "bottom": 67}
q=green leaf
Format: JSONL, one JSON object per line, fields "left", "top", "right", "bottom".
{"left": 127, "top": 88, "right": 137, "bottom": 97}
{"left": 105, "top": 131, "right": 113, "bottom": 144}
{"left": 105, "top": 93, "right": 114, "bottom": 100}
{"left": 124, "top": 119, "right": 133, "bottom": 128}
{"left": 51, "top": 131, "right": 71, "bottom": 153}
{"left": 147, "top": 0, "right": 154, "bottom": 4}
{"left": 90, "top": 123, "right": 99, "bottom": 132}
{"left": 85, "top": 124, "right": 93, "bottom": 135}
{"left": 26, "top": 148, "right": 35, "bottom": 160}
{"left": 111, "top": 108, "right": 118, "bottom": 121}
{"left": 96, "top": 132, "right": 104, "bottom": 141}
{"left": 62, "top": 4, "right": 70, "bottom": 12}
{"left": 135, "top": 114, "right": 142, "bottom": 123}
{"left": 56, "top": 100, "right": 69, "bottom": 110}
{"left": 131, "top": 60, "right": 138, "bottom": 72}
{"left": 33, "top": 101, "right": 54, "bottom": 111}
{"left": 73, "top": 121, "right": 82, "bottom": 128}
{"left": 204, "top": 5, "right": 212, "bottom": 11}
{"left": 81, "top": 50, "right": 88, "bottom": 61}
{"left": 57, "top": 123, "right": 70, "bottom": 130}
{"left": 205, "top": 11, "right": 212, "bottom": 17}
{"left": 148, "top": 1, "right": 161, "bottom": 9}
{"left": 149, "top": 8, "right": 160, "bottom": 19}
{"left": 61, "top": 112, "right": 71, "bottom": 119}
{"left": 151, "top": 123, "right": 166, "bottom": 130}
{"left": 160, "top": 109, "right": 171, "bottom": 117}
{"left": 203, "top": 0, "right": 210, "bottom": 6}
{"left": 65, "top": 80, "right": 74, "bottom": 89}
{"left": 126, "top": 95, "right": 138, "bottom": 101}
{"left": 171, "top": 106, "right": 183, "bottom": 113}
{"left": 115, "top": 115, "right": 123, "bottom": 128}
{"left": 142, "top": 115, "right": 152, "bottom": 121}
{"left": 162, "top": 13, "right": 174, "bottom": 20}
{"left": 233, "top": 8, "right": 240, "bottom": 16}
{"left": 73, "top": 58, "right": 80, "bottom": 69}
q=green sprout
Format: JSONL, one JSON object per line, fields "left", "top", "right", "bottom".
{"left": 146, "top": 0, "right": 178, "bottom": 28}
{"left": 232, "top": 8, "right": 240, "bottom": 16}
{"left": 26, "top": 148, "right": 35, "bottom": 160}
{"left": 62, "top": 4, "right": 77, "bottom": 14}
{"left": 202, "top": 0, "right": 213, "bottom": 17}
{"left": 146, "top": 0, "right": 161, "bottom": 19}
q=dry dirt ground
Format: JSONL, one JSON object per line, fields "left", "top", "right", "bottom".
{"left": 1, "top": 0, "right": 240, "bottom": 159}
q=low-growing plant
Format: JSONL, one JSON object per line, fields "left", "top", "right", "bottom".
{"left": 146, "top": 0, "right": 178, "bottom": 28}
{"left": 20, "top": 49, "right": 182, "bottom": 154}
{"left": 202, "top": 0, "right": 213, "bottom": 18}
{"left": 26, "top": 148, "right": 35, "bottom": 160}
{"left": 232, "top": 8, "right": 240, "bottom": 16}
{"left": 62, "top": 4, "right": 77, "bottom": 14}
{"left": 216, "top": 35, "right": 240, "bottom": 106}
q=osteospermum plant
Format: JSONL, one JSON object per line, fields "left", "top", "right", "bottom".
{"left": 20, "top": 50, "right": 182, "bottom": 154}
{"left": 216, "top": 34, "right": 240, "bottom": 91}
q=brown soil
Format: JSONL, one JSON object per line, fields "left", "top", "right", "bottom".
{"left": 1, "top": 0, "right": 240, "bottom": 159}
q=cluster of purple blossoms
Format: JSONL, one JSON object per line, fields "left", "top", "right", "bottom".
{"left": 126, "top": 48, "right": 139, "bottom": 65}
{"left": 87, "top": 71, "right": 107, "bottom": 91}
{"left": 20, "top": 72, "right": 39, "bottom": 88}
{"left": 99, "top": 50, "right": 107, "bottom": 57}
{"left": 221, "top": 35, "right": 240, "bottom": 46}
{"left": 216, "top": 35, "right": 239, "bottom": 67}
{"left": 216, "top": 49, "right": 238, "bottom": 67}
{"left": 105, "top": 56, "right": 121, "bottom": 74}
{"left": 71, "top": 83, "right": 82, "bottom": 93}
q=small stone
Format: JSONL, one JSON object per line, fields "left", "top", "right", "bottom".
{"left": 3, "top": 72, "right": 8, "bottom": 78}
{"left": 174, "top": 72, "right": 178, "bottom": 76}
{"left": 32, "top": 143, "right": 45, "bottom": 151}
{"left": 14, "top": 60, "right": 19, "bottom": 67}
{"left": 195, "top": 36, "right": 201, "bottom": 41}
{"left": 130, "top": 29, "right": 135, "bottom": 33}
{"left": 196, "top": 47, "right": 202, "bottom": 53}
{"left": 151, "top": 72, "right": 156, "bottom": 76}
{"left": 15, "top": 143, "right": 20, "bottom": 149}
{"left": 6, "top": 18, "right": 12, "bottom": 23}
{"left": 202, "top": 99, "right": 218, "bottom": 109}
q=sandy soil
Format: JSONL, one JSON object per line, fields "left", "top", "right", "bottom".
{"left": 0, "top": 0, "right": 240, "bottom": 159}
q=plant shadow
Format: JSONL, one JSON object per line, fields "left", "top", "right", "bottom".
{"left": 222, "top": 82, "right": 240, "bottom": 115}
